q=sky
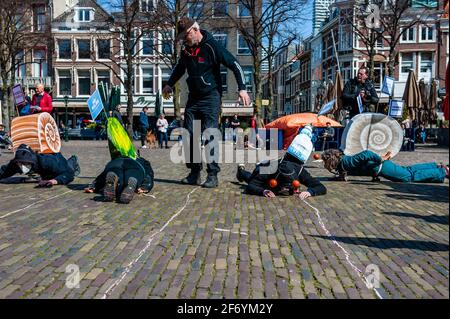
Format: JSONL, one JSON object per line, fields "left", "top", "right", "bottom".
{"left": 96, "top": 0, "right": 314, "bottom": 38}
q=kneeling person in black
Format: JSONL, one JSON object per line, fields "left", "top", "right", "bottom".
{"left": 237, "top": 153, "right": 327, "bottom": 199}
{"left": 85, "top": 157, "right": 154, "bottom": 204}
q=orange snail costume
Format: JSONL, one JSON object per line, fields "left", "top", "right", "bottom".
{"left": 0, "top": 113, "right": 79, "bottom": 187}
{"left": 236, "top": 125, "right": 327, "bottom": 197}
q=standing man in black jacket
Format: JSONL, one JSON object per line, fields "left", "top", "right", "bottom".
{"left": 162, "top": 17, "right": 251, "bottom": 188}
{"left": 0, "top": 144, "right": 79, "bottom": 186}
{"left": 342, "top": 66, "right": 379, "bottom": 119}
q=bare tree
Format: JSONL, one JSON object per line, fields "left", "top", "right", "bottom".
{"left": 227, "top": 0, "right": 307, "bottom": 124}
{"left": 0, "top": 0, "right": 51, "bottom": 130}
{"left": 94, "top": 0, "right": 159, "bottom": 136}
{"left": 262, "top": 0, "right": 308, "bottom": 121}
{"left": 148, "top": 0, "right": 211, "bottom": 119}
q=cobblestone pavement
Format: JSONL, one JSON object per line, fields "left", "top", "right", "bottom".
{"left": 0, "top": 141, "right": 448, "bottom": 299}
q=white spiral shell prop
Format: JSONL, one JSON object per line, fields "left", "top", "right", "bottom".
{"left": 340, "top": 113, "right": 403, "bottom": 158}
{"left": 11, "top": 112, "right": 61, "bottom": 154}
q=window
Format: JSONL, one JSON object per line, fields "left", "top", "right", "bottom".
{"left": 122, "top": 68, "right": 136, "bottom": 94}
{"left": 401, "top": 27, "right": 416, "bottom": 43}
{"left": 97, "top": 70, "right": 110, "bottom": 87}
{"left": 78, "top": 39, "right": 91, "bottom": 59}
{"left": 373, "top": 62, "right": 385, "bottom": 89}
{"left": 237, "top": 1, "right": 250, "bottom": 17}
{"left": 33, "top": 5, "right": 46, "bottom": 31}
{"left": 161, "top": 68, "right": 171, "bottom": 90}
{"left": 142, "top": 32, "right": 153, "bottom": 55}
{"left": 213, "top": 31, "right": 228, "bottom": 48}
{"left": 213, "top": 1, "right": 228, "bottom": 17}
{"left": 237, "top": 32, "right": 251, "bottom": 55}
{"left": 15, "top": 51, "right": 25, "bottom": 78}
{"left": 77, "top": 9, "right": 92, "bottom": 22}
{"left": 243, "top": 66, "right": 253, "bottom": 92}
{"left": 376, "top": 36, "right": 383, "bottom": 48}
{"left": 161, "top": 31, "right": 172, "bottom": 55}
{"left": 220, "top": 68, "right": 227, "bottom": 93}
{"left": 420, "top": 25, "right": 434, "bottom": 42}
{"left": 419, "top": 52, "right": 433, "bottom": 80}
{"left": 188, "top": 1, "right": 204, "bottom": 19}
{"left": 411, "top": 0, "right": 438, "bottom": 8}
{"left": 97, "top": 39, "right": 110, "bottom": 59}
{"left": 127, "top": 31, "right": 137, "bottom": 56}
{"left": 58, "top": 39, "right": 71, "bottom": 59}
{"left": 58, "top": 70, "right": 72, "bottom": 96}
{"left": 142, "top": 68, "right": 154, "bottom": 94}
{"left": 141, "top": 0, "right": 154, "bottom": 12}
{"left": 400, "top": 52, "right": 415, "bottom": 80}
{"left": 32, "top": 49, "right": 47, "bottom": 77}
{"left": 78, "top": 70, "right": 91, "bottom": 96}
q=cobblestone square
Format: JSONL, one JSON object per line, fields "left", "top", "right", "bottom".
{"left": 0, "top": 141, "right": 448, "bottom": 299}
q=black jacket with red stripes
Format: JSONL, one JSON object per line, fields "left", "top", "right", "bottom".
{"left": 167, "top": 30, "right": 247, "bottom": 98}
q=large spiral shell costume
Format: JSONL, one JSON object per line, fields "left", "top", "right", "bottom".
{"left": 340, "top": 113, "right": 403, "bottom": 158}
{"left": 11, "top": 112, "right": 61, "bottom": 154}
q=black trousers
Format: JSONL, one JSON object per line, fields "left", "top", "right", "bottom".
{"left": 104, "top": 158, "right": 145, "bottom": 193}
{"left": 183, "top": 91, "right": 221, "bottom": 175}
{"left": 140, "top": 127, "right": 148, "bottom": 146}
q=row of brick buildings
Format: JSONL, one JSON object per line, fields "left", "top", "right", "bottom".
{"left": 1, "top": 0, "right": 257, "bottom": 127}
{"left": 264, "top": 0, "right": 449, "bottom": 119}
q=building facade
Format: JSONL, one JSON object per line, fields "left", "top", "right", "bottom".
{"left": 51, "top": 0, "right": 115, "bottom": 127}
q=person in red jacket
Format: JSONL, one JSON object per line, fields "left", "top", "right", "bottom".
{"left": 31, "top": 83, "right": 53, "bottom": 113}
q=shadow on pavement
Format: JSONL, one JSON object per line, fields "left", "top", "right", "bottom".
{"left": 383, "top": 211, "right": 449, "bottom": 225}
{"left": 153, "top": 178, "right": 183, "bottom": 185}
{"left": 347, "top": 180, "right": 449, "bottom": 203}
{"left": 310, "top": 235, "right": 449, "bottom": 252}
{"left": 66, "top": 184, "right": 89, "bottom": 191}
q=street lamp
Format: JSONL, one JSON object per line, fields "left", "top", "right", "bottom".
{"left": 63, "top": 93, "right": 69, "bottom": 142}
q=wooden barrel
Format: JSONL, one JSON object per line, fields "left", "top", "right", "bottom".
{"left": 11, "top": 112, "right": 61, "bottom": 154}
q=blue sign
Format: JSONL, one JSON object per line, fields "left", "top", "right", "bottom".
{"left": 87, "top": 89, "right": 104, "bottom": 120}
{"left": 357, "top": 95, "right": 364, "bottom": 113}
{"left": 388, "top": 100, "right": 404, "bottom": 118}
{"left": 381, "top": 76, "right": 395, "bottom": 96}
{"left": 318, "top": 99, "right": 335, "bottom": 116}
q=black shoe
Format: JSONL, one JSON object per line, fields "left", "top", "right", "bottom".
{"left": 120, "top": 177, "right": 138, "bottom": 204}
{"left": 104, "top": 172, "right": 118, "bottom": 202}
{"left": 202, "top": 174, "right": 218, "bottom": 188}
{"left": 236, "top": 164, "right": 245, "bottom": 182}
{"left": 181, "top": 171, "right": 202, "bottom": 185}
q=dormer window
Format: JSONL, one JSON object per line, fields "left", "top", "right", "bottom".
{"left": 141, "top": 0, "right": 155, "bottom": 12}
{"left": 75, "top": 8, "right": 93, "bottom": 22}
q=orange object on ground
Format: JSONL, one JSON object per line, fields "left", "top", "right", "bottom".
{"left": 292, "top": 180, "right": 301, "bottom": 189}
{"left": 11, "top": 112, "right": 61, "bottom": 154}
{"left": 313, "top": 153, "right": 321, "bottom": 160}
{"left": 265, "top": 113, "right": 342, "bottom": 149}
{"left": 268, "top": 179, "right": 278, "bottom": 188}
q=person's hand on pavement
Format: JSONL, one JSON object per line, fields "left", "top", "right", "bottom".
{"left": 38, "top": 179, "right": 57, "bottom": 188}
{"left": 239, "top": 90, "right": 251, "bottom": 106}
{"left": 84, "top": 187, "right": 94, "bottom": 193}
{"left": 137, "top": 188, "right": 148, "bottom": 194}
{"left": 263, "top": 190, "right": 276, "bottom": 198}
{"left": 298, "top": 191, "right": 312, "bottom": 200}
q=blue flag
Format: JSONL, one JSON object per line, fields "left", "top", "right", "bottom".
{"left": 87, "top": 89, "right": 105, "bottom": 121}
{"left": 318, "top": 99, "right": 335, "bottom": 116}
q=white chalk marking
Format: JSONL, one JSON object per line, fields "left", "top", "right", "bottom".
{"left": 302, "top": 199, "right": 384, "bottom": 299}
{"left": 215, "top": 228, "right": 248, "bottom": 236}
{"left": 0, "top": 190, "right": 73, "bottom": 219}
{"left": 101, "top": 187, "right": 200, "bottom": 299}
